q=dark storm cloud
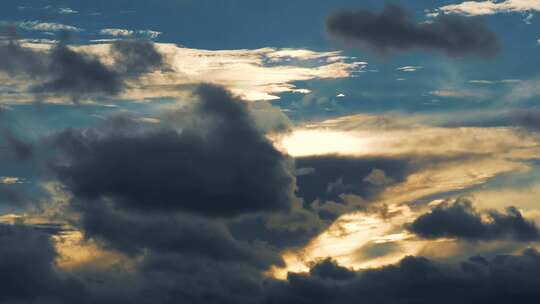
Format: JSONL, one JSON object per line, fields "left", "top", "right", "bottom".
{"left": 51, "top": 85, "right": 294, "bottom": 217}
{"left": 0, "top": 224, "right": 87, "bottom": 303}
{"left": 326, "top": 4, "right": 500, "bottom": 57}
{"left": 267, "top": 249, "right": 540, "bottom": 304}
{"left": 408, "top": 199, "right": 540, "bottom": 241}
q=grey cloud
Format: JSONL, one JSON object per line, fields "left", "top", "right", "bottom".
{"left": 50, "top": 85, "right": 294, "bottom": 217}
{"left": 408, "top": 199, "right": 540, "bottom": 242}
{"left": 3, "top": 129, "right": 34, "bottom": 161}
{"left": 326, "top": 4, "right": 500, "bottom": 57}
{"left": 0, "top": 38, "right": 165, "bottom": 100}
{"left": 110, "top": 40, "right": 165, "bottom": 78}
{"left": 32, "top": 44, "right": 123, "bottom": 97}
{"left": 267, "top": 249, "right": 540, "bottom": 304}
{"left": 0, "top": 224, "right": 87, "bottom": 303}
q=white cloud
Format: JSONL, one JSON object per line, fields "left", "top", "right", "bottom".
{"left": 137, "top": 30, "right": 162, "bottom": 39}
{"left": 397, "top": 66, "right": 423, "bottom": 72}
{"left": 99, "top": 28, "right": 161, "bottom": 39}
{"left": 469, "top": 79, "right": 522, "bottom": 84}
{"left": 58, "top": 7, "right": 78, "bottom": 14}
{"left": 18, "top": 21, "right": 82, "bottom": 32}
{"left": 99, "top": 28, "right": 135, "bottom": 37}
{"left": 0, "top": 177, "right": 23, "bottom": 185}
{"left": 429, "top": 0, "right": 540, "bottom": 17}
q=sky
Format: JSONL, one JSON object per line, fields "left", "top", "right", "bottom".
{"left": 1, "top": 0, "right": 540, "bottom": 303}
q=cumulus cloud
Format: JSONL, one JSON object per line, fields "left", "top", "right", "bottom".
{"left": 326, "top": 4, "right": 500, "bottom": 57}
{"left": 408, "top": 199, "right": 540, "bottom": 241}
{"left": 429, "top": 0, "right": 540, "bottom": 17}
{"left": 50, "top": 85, "right": 295, "bottom": 217}
{"left": 269, "top": 250, "right": 540, "bottom": 304}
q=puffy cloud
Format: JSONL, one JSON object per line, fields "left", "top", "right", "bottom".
{"left": 0, "top": 224, "right": 87, "bottom": 303}
{"left": 99, "top": 28, "right": 134, "bottom": 37}
{"left": 408, "top": 199, "right": 540, "bottom": 242}
{"left": 294, "top": 156, "right": 410, "bottom": 206}
{"left": 429, "top": 0, "right": 540, "bottom": 17}
{"left": 269, "top": 249, "right": 540, "bottom": 304}
{"left": 50, "top": 85, "right": 295, "bottom": 217}
{"left": 326, "top": 4, "right": 500, "bottom": 57}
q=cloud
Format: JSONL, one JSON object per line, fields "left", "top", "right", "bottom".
{"left": 326, "top": 4, "right": 500, "bottom": 57}
{"left": 0, "top": 39, "right": 166, "bottom": 101}
{"left": 0, "top": 224, "right": 86, "bottom": 303}
{"left": 110, "top": 40, "right": 165, "bottom": 78}
{"left": 397, "top": 66, "right": 422, "bottom": 72}
{"left": 430, "top": 89, "right": 490, "bottom": 99}
{"left": 0, "top": 40, "right": 360, "bottom": 104}
{"left": 269, "top": 249, "right": 540, "bottom": 303}
{"left": 18, "top": 20, "right": 82, "bottom": 32}
{"left": 469, "top": 79, "right": 521, "bottom": 84}
{"left": 0, "top": 177, "right": 22, "bottom": 185}
{"left": 31, "top": 44, "right": 123, "bottom": 98}
{"left": 50, "top": 84, "right": 295, "bottom": 217}
{"left": 429, "top": 0, "right": 540, "bottom": 17}
{"left": 99, "top": 28, "right": 162, "bottom": 39}
{"left": 294, "top": 156, "right": 410, "bottom": 206}
{"left": 99, "top": 28, "right": 134, "bottom": 37}
{"left": 2, "top": 129, "right": 33, "bottom": 161}
{"left": 58, "top": 7, "right": 78, "bottom": 14}
{"left": 0, "top": 40, "right": 48, "bottom": 77}
{"left": 408, "top": 199, "right": 540, "bottom": 241}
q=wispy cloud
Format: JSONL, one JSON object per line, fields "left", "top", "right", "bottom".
{"left": 58, "top": 7, "right": 78, "bottom": 14}
{"left": 397, "top": 66, "right": 423, "bottom": 72}
{"left": 18, "top": 21, "right": 82, "bottom": 32}
{"left": 0, "top": 41, "right": 363, "bottom": 104}
{"left": 99, "top": 28, "right": 162, "bottom": 39}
